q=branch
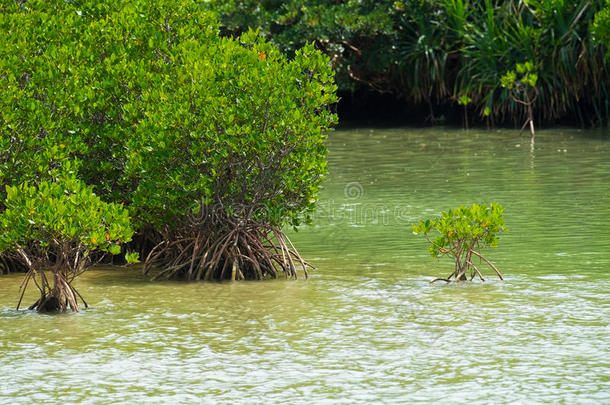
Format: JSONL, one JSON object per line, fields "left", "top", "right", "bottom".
{"left": 341, "top": 40, "right": 362, "bottom": 56}
{"left": 15, "top": 246, "right": 32, "bottom": 269}
{"left": 16, "top": 269, "right": 34, "bottom": 310}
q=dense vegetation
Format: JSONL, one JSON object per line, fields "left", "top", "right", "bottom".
{"left": 413, "top": 203, "right": 507, "bottom": 283}
{"left": 0, "top": 0, "right": 337, "bottom": 310}
{"left": 593, "top": 0, "right": 610, "bottom": 51}
{"left": 211, "top": 0, "right": 610, "bottom": 127}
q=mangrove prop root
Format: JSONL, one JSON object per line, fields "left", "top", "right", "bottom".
{"left": 430, "top": 250, "right": 502, "bottom": 283}
{"left": 10, "top": 243, "right": 92, "bottom": 313}
{"left": 466, "top": 260, "right": 486, "bottom": 282}
{"left": 430, "top": 278, "right": 452, "bottom": 283}
{"left": 144, "top": 220, "right": 312, "bottom": 281}
{"left": 471, "top": 251, "right": 504, "bottom": 280}
{"left": 18, "top": 271, "right": 87, "bottom": 313}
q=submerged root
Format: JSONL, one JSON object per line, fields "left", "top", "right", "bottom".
{"left": 430, "top": 278, "right": 451, "bottom": 283}
{"left": 430, "top": 252, "right": 501, "bottom": 283}
{"left": 144, "top": 220, "right": 311, "bottom": 281}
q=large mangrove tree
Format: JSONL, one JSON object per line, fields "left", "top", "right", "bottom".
{"left": 0, "top": 0, "right": 337, "bottom": 302}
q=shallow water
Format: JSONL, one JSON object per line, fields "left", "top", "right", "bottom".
{"left": 1, "top": 128, "right": 609, "bottom": 404}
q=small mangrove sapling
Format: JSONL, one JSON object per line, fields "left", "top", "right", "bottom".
{"left": 412, "top": 203, "right": 507, "bottom": 283}
{"left": 501, "top": 62, "right": 538, "bottom": 137}
{"left": 457, "top": 94, "right": 472, "bottom": 130}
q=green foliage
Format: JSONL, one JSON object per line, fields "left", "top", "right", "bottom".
{"left": 457, "top": 95, "right": 472, "bottom": 106}
{"left": 125, "top": 251, "right": 140, "bottom": 264}
{"left": 592, "top": 0, "right": 610, "bottom": 52}
{"left": 413, "top": 203, "right": 507, "bottom": 281}
{"left": 125, "top": 30, "right": 338, "bottom": 230}
{"left": 208, "top": 0, "right": 395, "bottom": 91}
{"left": 209, "top": 0, "right": 610, "bottom": 126}
{"left": 501, "top": 61, "right": 538, "bottom": 93}
{"left": 0, "top": 0, "right": 219, "bottom": 204}
{"left": 125, "top": 26, "right": 337, "bottom": 280}
{"left": 0, "top": 176, "right": 133, "bottom": 258}
{"left": 0, "top": 176, "right": 133, "bottom": 312}
{"left": 453, "top": 0, "right": 607, "bottom": 126}
{"left": 392, "top": 1, "right": 452, "bottom": 108}
{"left": 0, "top": 0, "right": 335, "bottom": 230}
{"left": 499, "top": 61, "right": 539, "bottom": 135}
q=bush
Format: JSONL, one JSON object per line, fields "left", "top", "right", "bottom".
{"left": 0, "top": 177, "right": 134, "bottom": 312}
{"left": 0, "top": 0, "right": 337, "bottom": 283}
{"left": 412, "top": 203, "right": 507, "bottom": 283}
{"left": 127, "top": 31, "right": 338, "bottom": 280}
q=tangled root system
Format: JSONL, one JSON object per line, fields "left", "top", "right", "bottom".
{"left": 144, "top": 216, "right": 311, "bottom": 281}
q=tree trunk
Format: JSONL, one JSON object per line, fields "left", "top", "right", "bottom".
{"left": 28, "top": 272, "right": 81, "bottom": 313}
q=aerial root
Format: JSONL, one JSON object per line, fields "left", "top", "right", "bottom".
{"left": 19, "top": 270, "right": 87, "bottom": 313}
{"left": 466, "top": 260, "right": 486, "bottom": 282}
{"left": 431, "top": 252, "right": 501, "bottom": 283}
{"left": 144, "top": 220, "right": 311, "bottom": 281}
{"left": 430, "top": 278, "right": 451, "bottom": 283}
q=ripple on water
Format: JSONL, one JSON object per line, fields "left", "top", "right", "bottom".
{"left": 1, "top": 128, "right": 610, "bottom": 403}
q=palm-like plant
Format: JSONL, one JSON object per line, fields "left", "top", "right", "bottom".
{"left": 394, "top": 1, "right": 457, "bottom": 122}
{"left": 209, "top": 0, "right": 609, "bottom": 126}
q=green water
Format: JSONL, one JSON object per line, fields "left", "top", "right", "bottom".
{"left": 1, "top": 128, "right": 609, "bottom": 404}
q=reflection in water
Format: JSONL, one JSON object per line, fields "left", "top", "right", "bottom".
{"left": 1, "top": 128, "right": 609, "bottom": 404}
{"left": 529, "top": 134, "right": 535, "bottom": 170}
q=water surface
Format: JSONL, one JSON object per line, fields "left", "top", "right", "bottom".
{"left": 1, "top": 128, "right": 609, "bottom": 403}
